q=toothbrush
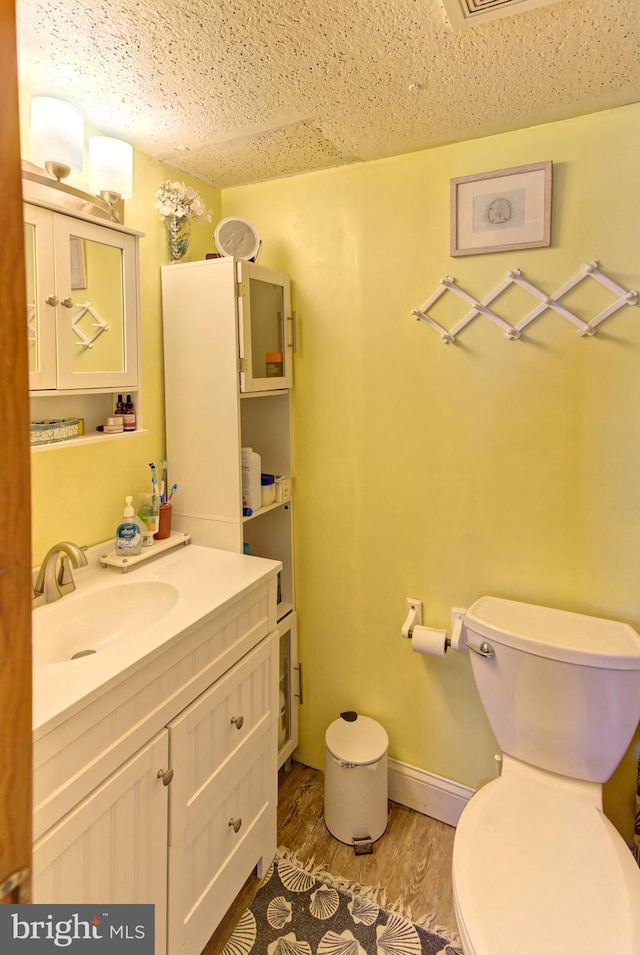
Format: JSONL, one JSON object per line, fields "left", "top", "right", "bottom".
{"left": 168, "top": 483, "right": 178, "bottom": 503}
{"left": 160, "top": 459, "right": 167, "bottom": 501}
{"left": 149, "top": 462, "right": 159, "bottom": 498}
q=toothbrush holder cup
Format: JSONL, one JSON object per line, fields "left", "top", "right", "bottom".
{"left": 154, "top": 502, "right": 173, "bottom": 540}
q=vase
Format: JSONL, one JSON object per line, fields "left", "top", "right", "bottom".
{"left": 165, "top": 215, "right": 191, "bottom": 262}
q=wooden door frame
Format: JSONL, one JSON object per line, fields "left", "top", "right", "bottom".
{"left": 0, "top": 0, "right": 33, "bottom": 904}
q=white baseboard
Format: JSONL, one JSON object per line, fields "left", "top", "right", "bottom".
{"left": 388, "top": 758, "right": 475, "bottom": 827}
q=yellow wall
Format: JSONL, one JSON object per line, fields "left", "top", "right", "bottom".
{"left": 28, "top": 142, "right": 221, "bottom": 561}
{"left": 24, "top": 97, "right": 640, "bottom": 843}
{"left": 221, "top": 104, "right": 640, "bottom": 842}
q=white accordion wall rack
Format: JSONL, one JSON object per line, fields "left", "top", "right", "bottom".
{"left": 412, "top": 261, "right": 637, "bottom": 344}
{"left": 71, "top": 303, "right": 109, "bottom": 350}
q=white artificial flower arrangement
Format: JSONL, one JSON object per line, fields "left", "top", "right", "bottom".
{"left": 154, "top": 180, "right": 211, "bottom": 220}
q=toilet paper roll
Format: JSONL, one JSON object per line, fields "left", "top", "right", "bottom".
{"left": 411, "top": 625, "right": 448, "bottom": 657}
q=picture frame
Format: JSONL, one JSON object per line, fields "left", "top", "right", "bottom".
{"left": 450, "top": 161, "right": 552, "bottom": 257}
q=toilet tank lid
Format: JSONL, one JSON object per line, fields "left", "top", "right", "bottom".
{"left": 464, "top": 596, "right": 640, "bottom": 669}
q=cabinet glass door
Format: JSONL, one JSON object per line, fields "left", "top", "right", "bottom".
{"left": 278, "top": 612, "right": 299, "bottom": 768}
{"left": 24, "top": 205, "right": 56, "bottom": 390}
{"left": 54, "top": 216, "right": 138, "bottom": 390}
{"left": 237, "top": 261, "right": 292, "bottom": 392}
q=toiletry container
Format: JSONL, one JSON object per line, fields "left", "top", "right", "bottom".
{"left": 115, "top": 495, "right": 143, "bottom": 555}
{"left": 324, "top": 712, "right": 389, "bottom": 848}
{"left": 123, "top": 394, "right": 136, "bottom": 431}
{"left": 266, "top": 351, "right": 283, "bottom": 377}
{"left": 241, "top": 448, "right": 262, "bottom": 513}
{"left": 275, "top": 475, "right": 292, "bottom": 503}
{"left": 103, "top": 416, "right": 124, "bottom": 434}
{"left": 137, "top": 492, "right": 159, "bottom": 546}
{"left": 261, "top": 473, "right": 276, "bottom": 507}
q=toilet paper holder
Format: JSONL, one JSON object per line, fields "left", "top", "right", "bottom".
{"left": 401, "top": 598, "right": 422, "bottom": 638}
{"left": 401, "top": 600, "right": 468, "bottom": 652}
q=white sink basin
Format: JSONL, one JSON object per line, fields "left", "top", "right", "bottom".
{"left": 33, "top": 581, "right": 179, "bottom": 665}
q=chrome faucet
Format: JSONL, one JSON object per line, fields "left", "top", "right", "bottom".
{"left": 33, "top": 541, "right": 89, "bottom": 605}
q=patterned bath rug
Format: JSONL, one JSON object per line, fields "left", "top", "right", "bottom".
{"left": 222, "top": 848, "right": 462, "bottom": 955}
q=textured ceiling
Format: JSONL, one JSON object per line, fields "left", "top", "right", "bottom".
{"left": 16, "top": 0, "right": 640, "bottom": 188}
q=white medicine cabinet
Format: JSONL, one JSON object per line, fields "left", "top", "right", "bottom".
{"left": 161, "top": 256, "right": 300, "bottom": 766}
{"left": 23, "top": 188, "right": 142, "bottom": 445}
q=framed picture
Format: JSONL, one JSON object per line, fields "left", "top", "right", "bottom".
{"left": 450, "top": 161, "right": 552, "bottom": 257}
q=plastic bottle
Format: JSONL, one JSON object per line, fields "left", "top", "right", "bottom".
{"left": 115, "top": 495, "right": 143, "bottom": 555}
{"left": 241, "top": 448, "right": 262, "bottom": 513}
{"left": 137, "top": 492, "right": 159, "bottom": 546}
{"left": 261, "top": 473, "right": 276, "bottom": 507}
{"left": 123, "top": 394, "right": 136, "bottom": 431}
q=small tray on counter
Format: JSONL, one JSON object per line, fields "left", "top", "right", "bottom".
{"left": 99, "top": 531, "right": 191, "bottom": 572}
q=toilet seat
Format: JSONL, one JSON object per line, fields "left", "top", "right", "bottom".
{"left": 452, "top": 762, "right": 640, "bottom": 955}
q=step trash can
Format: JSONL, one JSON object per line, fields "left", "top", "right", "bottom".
{"left": 324, "top": 711, "right": 389, "bottom": 852}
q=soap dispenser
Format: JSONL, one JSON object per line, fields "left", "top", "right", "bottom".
{"left": 115, "top": 495, "right": 143, "bottom": 555}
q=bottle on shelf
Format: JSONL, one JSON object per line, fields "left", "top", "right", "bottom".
{"left": 115, "top": 394, "right": 125, "bottom": 416}
{"left": 241, "top": 448, "right": 261, "bottom": 513}
{"left": 123, "top": 394, "right": 136, "bottom": 431}
{"left": 266, "top": 351, "right": 283, "bottom": 377}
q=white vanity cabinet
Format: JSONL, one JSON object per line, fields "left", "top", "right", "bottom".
{"left": 33, "top": 732, "right": 170, "bottom": 952}
{"left": 24, "top": 202, "right": 140, "bottom": 393}
{"left": 32, "top": 551, "right": 279, "bottom": 955}
{"left": 161, "top": 257, "right": 300, "bottom": 767}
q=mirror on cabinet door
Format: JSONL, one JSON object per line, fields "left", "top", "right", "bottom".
{"left": 52, "top": 214, "right": 136, "bottom": 391}
{"left": 25, "top": 220, "right": 38, "bottom": 376}
{"left": 25, "top": 207, "right": 56, "bottom": 390}
{"left": 63, "top": 233, "right": 125, "bottom": 377}
{"left": 248, "top": 276, "right": 285, "bottom": 380}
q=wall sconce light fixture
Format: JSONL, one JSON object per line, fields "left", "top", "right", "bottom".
{"left": 88, "top": 135, "right": 134, "bottom": 215}
{"left": 25, "top": 97, "right": 134, "bottom": 223}
{"left": 30, "top": 96, "right": 84, "bottom": 181}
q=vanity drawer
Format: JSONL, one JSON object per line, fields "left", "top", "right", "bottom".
{"left": 167, "top": 630, "right": 278, "bottom": 845}
{"left": 34, "top": 578, "right": 274, "bottom": 840}
{"left": 167, "top": 714, "right": 277, "bottom": 955}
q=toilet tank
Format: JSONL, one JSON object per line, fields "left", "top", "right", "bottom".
{"left": 464, "top": 597, "right": 640, "bottom": 782}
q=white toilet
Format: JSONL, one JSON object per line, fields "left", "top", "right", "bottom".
{"left": 452, "top": 596, "right": 640, "bottom": 955}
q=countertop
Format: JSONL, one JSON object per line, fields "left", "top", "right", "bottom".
{"left": 32, "top": 541, "right": 281, "bottom": 737}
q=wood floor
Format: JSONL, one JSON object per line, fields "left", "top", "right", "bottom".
{"left": 203, "top": 760, "right": 458, "bottom": 953}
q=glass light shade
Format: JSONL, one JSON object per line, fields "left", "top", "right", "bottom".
{"left": 89, "top": 136, "right": 133, "bottom": 200}
{"left": 30, "top": 96, "right": 84, "bottom": 174}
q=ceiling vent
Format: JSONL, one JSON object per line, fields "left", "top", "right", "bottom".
{"left": 441, "top": 0, "right": 563, "bottom": 30}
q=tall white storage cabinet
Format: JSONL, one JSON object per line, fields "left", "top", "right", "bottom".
{"left": 161, "top": 257, "right": 299, "bottom": 766}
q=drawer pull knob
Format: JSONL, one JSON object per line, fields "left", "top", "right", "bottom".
{"left": 229, "top": 817, "right": 242, "bottom": 833}
{"left": 45, "top": 295, "right": 59, "bottom": 307}
{"left": 231, "top": 715, "right": 244, "bottom": 730}
{"left": 61, "top": 297, "right": 74, "bottom": 309}
{"left": 157, "top": 768, "right": 174, "bottom": 786}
